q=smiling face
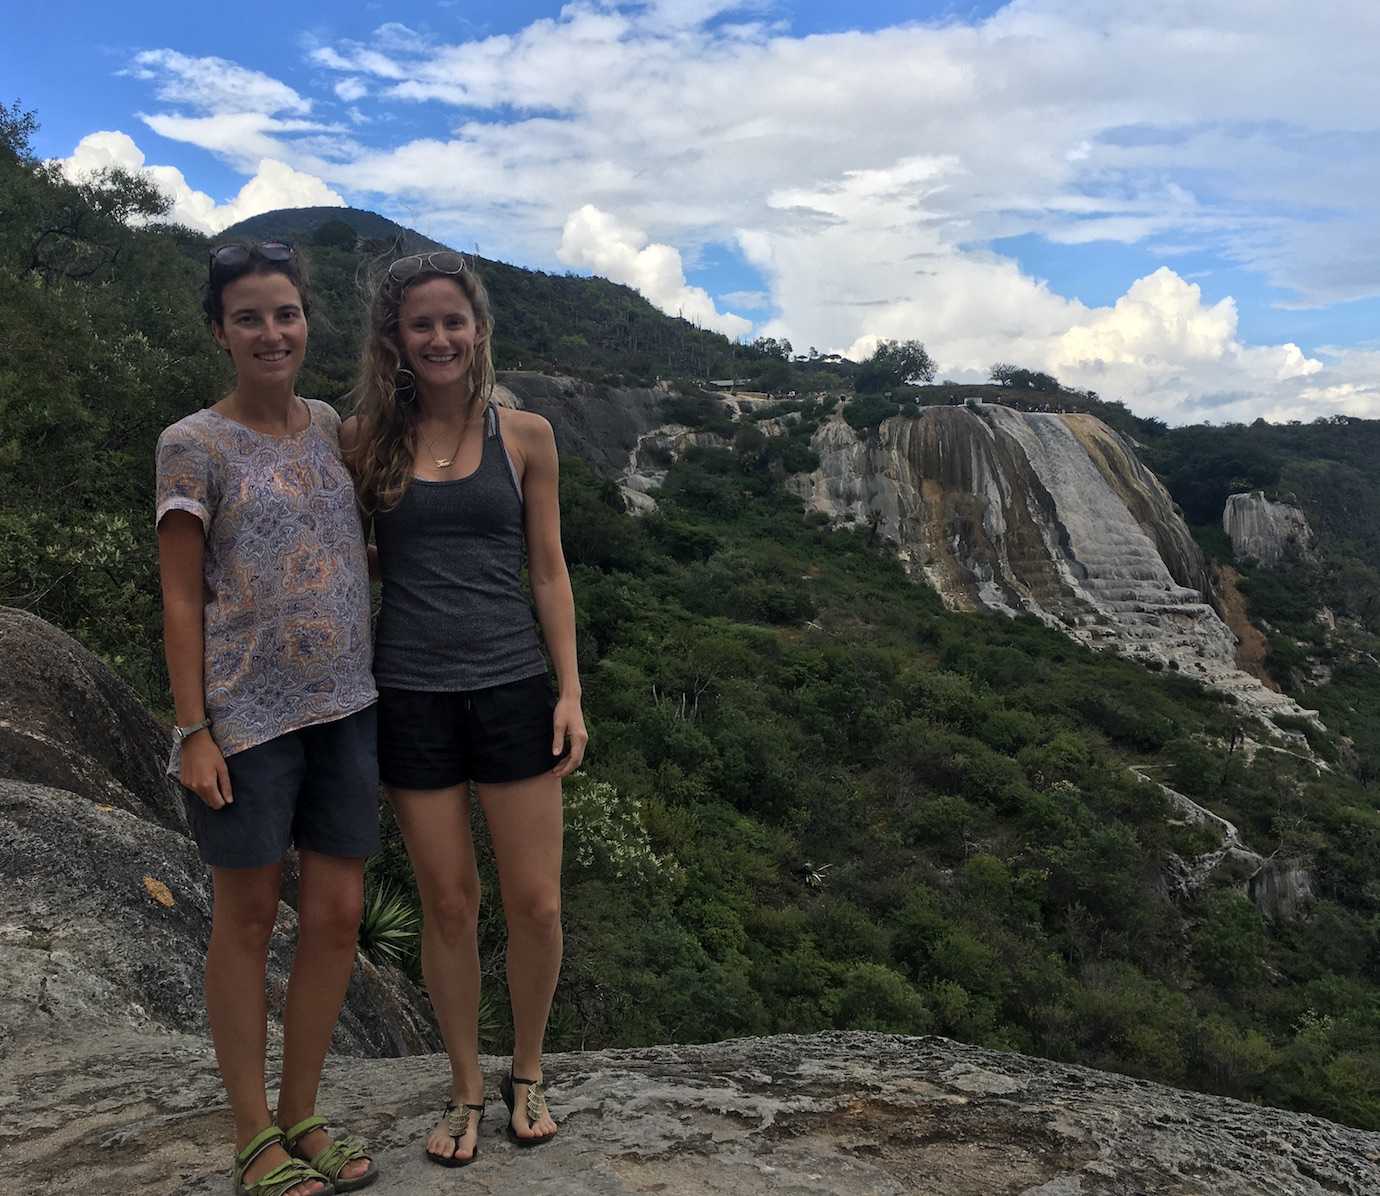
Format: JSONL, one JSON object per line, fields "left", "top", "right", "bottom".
{"left": 212, "top": 270, "right": 307, "bottom": 387}
{"left": 397, "top": 277, "right": 482, "bottom": 396}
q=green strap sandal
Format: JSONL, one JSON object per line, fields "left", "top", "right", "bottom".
{"left": 233, "top": 1126, "right": 334, "bottom": 1196}
{"left": 281, "top": 1116, "right": 378, "bottom": 1193}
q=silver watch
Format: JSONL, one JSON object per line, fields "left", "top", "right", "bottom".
{"left": 174, "top": 718, "right": 212, "bottom": 744}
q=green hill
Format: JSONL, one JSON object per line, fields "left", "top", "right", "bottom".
{"left": 222, "top": 205, "right": 448, "bottom": 253}
{"left": 223, "top": 205, "right": 768, "bottom": 392}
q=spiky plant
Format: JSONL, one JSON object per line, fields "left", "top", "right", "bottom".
{"left": 358, "top": 881, "right": 421, "bottom": 968}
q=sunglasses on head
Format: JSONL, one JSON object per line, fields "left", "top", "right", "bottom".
{"left": 387, "top": 250, "right": 467, "bottom": 284}
{"left": 208, "top": 241, "right": 296, "bottom": 277}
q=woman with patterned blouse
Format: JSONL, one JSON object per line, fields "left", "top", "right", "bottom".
{"left": 156, "top": 242, "right": 380, "bottom": 1196}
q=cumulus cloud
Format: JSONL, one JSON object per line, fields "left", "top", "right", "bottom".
{"left": 57, "top": 131, "right": 345, "bottom": 235}
{"left": 1049, "top": 269, "right": 1328, "bottom": 423}
{"left": 558, "top": 205, "right": 752, "bottom": 338}
{"left": 124, "top": 4, "right": 1380, "bottom": 421}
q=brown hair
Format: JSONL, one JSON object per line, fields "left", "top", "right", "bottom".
{"left": 348, "top": 257, "right": 495, "bottom": 513}
{"left": 202, "top": 242, "right": 311, "bottom": 328}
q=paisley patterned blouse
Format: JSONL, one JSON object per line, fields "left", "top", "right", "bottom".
{"left": 155, "top": 399, "right": 377, "bottom": 769}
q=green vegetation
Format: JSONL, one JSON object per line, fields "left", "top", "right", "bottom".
{"left": 357, "top": 879, "right": 422, "bottom": 968}
{"left": 855, "top": 339, "right": 936, "bottom": 393}
{"left": 521, "top": 446, "right": 1380, "bottom": 1130}
{"left": 5, "top": 102, "right": 1380, "bottom": 1130}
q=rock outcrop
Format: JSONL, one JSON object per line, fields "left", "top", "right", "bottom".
{"left": 1223, "top": 492, "right": 1314, "bottom": 567}
{"left": 621, "top": 424, "right": 732, "bottom": 513}
{"left": 1132, "top": 767, "right": 1315, "bottom": 920}
{"left": 499, "top": 371, "right": 670, "bottom": 475}
{"left": 5, "top": 1028, "right": 1378, "bottom": 1194}
{"left": 0, "top": 608, "right": 441, "bottom": 1058}
{"left": 0, "top": 606, "right": 189, "bottom": 831}
{"left": 787, "top": 405, "right": 1317, "bottom": 729}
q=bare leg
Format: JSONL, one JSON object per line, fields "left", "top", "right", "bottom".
{"left": 276, "top": 850, "right": 370, "bottom": 1182}
{"left": 476, "top": 771, "right": 563, "bottom": 1140}
{"left": 390, "top": 784, "right": 485, "bottom": 1162}
{"left": 207, "top": 864, "right": 326, "bottom": 1196}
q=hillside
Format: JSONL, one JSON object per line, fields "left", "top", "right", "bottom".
{"left": 223, "top": 206, "right": 771, "bottom": 391}
{"left": 3, "top": 105, "right": 1380, "bottom": 1132}
{"left": 222, "top": 205, "right": 448, "bottom": 253}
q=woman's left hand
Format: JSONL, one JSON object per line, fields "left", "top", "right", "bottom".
{"left": 551, "top": 695, "right": 588, "bottom": 777}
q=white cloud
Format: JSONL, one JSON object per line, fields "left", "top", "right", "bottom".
{"left": 122, "top": 5, "right": 1380, "bottom": 422}
{"left": 334, "top": 78, "right": 369, "bottom": 103}
{"left": 721, "top": 290, "right": 770, "bottom": 310}
{"left": 558, "top": 205, "right": 751, "bottom": 338}
{"left": 139, "top": 112, "right": 346, "bottom": 174}
{"left": 128, "top": 49, "right": 312, "bottom": 115}
{"left": 56, "top": 131, "right": 344, "bottom": 235}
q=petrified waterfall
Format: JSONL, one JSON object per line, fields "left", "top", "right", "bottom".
{"left": 791, "top": 403, "right": 1317, "bottom": 726}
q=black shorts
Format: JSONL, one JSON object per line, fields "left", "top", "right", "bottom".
{"left": 377, "top": 673, "right": 565, "bottom": 790}
{"left": 184, "top": 705, "right": 380, "bottom": 869}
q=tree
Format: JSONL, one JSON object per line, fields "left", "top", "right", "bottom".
{"left": 751, "top": 336, "right": 788, "bottom": 361}
{"left": 756, "top": 360, "right": 793, "bottom": 392}
{"left": 859, "top": 339, "right": 935, "bottom": 392}
{"left": 990, "top": 362, "right": 1018, "bottom": 386}
{"left": 311, "top": 218, "right": 357, "bottom": 251}
{"left": 0, "top": 100, "right": 38, "bottom": 163}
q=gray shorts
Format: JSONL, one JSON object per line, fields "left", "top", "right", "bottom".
{"left": 184, "top": 705, "right": 380, "bottom": 869}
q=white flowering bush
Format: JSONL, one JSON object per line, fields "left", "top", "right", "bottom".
{"left": 563, "top": 772, "right": 678, "bottom": 885}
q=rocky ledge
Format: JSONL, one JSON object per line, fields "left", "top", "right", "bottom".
{"left": 5, "top": 1028, "right": 1377, "bottom": 1195}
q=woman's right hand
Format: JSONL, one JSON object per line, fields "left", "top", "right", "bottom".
{"left": 180, "top": 732, "right": 233, "bottom": 809}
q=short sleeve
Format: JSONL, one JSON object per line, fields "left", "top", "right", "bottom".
{"left": 306, "top": 399, "right": 345, "bottom": 457}
{"left": 155, "top": 423, "right": 214, "bottom": 532}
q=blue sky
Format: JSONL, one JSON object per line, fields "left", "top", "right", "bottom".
{"left": 8, "top": 1, "right": 1380, "bottom": 423}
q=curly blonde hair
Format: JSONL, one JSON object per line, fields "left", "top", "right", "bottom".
{"left": 348, "top": 255, "right": 496, "bottom": 513}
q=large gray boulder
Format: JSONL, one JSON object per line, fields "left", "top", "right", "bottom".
{"left": 0, "top": 779, "right": 438, "bottom": 1057}
{"left": 0, "top": 605, "right": 188, "bottom": 830}
{"left": 0, "top": 609, "right": 441, "bottom": 1058}
{"left": 5, "top": 1029, "right": 1378, "bottom": 1194}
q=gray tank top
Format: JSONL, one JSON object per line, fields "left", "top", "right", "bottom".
{"left": 373, "top": 404, "right": 548, "bottom": 691}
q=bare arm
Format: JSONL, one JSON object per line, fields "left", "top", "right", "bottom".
{"left": 158, "top": 512, "right": 232, "bottom": 807}
{"left": 340, "top": 414, "right": 380, "bottom": 581}
{"left": 521, "top": 416, "right": 588, "bottom": 775}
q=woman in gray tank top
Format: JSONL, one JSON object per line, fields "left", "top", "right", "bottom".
{"left": 344, "top": 251, "right": 587, "bottom": 1165}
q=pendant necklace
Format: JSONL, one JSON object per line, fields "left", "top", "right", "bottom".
{"left": 424, "top": 425, "right": 466, "bottom": 469}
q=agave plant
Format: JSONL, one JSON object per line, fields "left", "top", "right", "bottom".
{"left": 358, "top": 880, "right": 421, "bottom": 968}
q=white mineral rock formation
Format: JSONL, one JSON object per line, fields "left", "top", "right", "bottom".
{"left": 1223, "top": 491, "right": 1314, "bottom": 566}
{"left": 788, "top": 404, "right": 1319, "bottom": 730}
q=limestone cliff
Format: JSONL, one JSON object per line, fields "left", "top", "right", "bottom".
{"left": 1223, "top": 491, "right": 1314, "bottom": 567}
{"left": 785, "top": 404, "right": 1316, "bottom": 728}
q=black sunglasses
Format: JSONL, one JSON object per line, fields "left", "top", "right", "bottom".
{"left": 208, "top": 241, "right": 296, "bottom": 277}
{"left": 387, "top": 250, "right": 467, "bottom": 284}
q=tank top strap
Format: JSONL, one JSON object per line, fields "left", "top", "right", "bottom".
{"left": 487, "top": 402, "right": 524, "bottom": 507}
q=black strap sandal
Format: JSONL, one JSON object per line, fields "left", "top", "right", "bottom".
{"left": 500, "top": 1071, "right": 558, "bottom": 1147}
{"left": 425, "top": 1101, "right": 485, "bottom": 1168}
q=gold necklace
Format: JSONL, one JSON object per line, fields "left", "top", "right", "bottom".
{"left": 422, "top": 424, "right": 466, "bottom": 469}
